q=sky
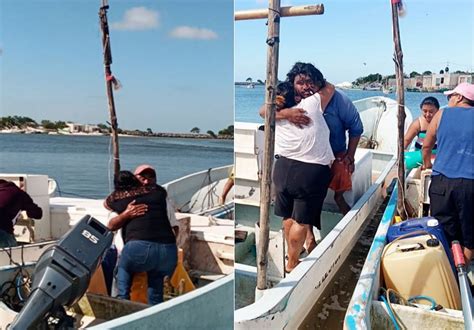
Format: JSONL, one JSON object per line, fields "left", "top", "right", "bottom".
{"left": 235, "top": 0, "right": 474, "bottom": 84}
{"left": 1, "top": 0, "right": 233, "bottom": 133}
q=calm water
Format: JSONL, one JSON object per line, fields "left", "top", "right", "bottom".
{"left": 0, "top": 134, "right": 232, "bottom": 199}
{"left": 235, "top": 84, "right": 448, "bottom": 123}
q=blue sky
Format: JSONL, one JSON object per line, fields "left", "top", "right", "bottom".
{"left": 235, "top": 0, "right": 474, "bottom": 84}
{"left": 1, "top": 0, "right": 233, "bottom": 133}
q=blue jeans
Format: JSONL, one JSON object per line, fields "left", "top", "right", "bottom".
{"left": 0, "top": 230, "right": 18, "bottom": 248}
{"left": 117, "top": 240, "right": 177, "bottom": 305}
{"left": 101, "top": 245, "right": 118, "bottom": 296}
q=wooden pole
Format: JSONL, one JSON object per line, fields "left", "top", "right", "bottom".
{"left": 256, "top": 0, "right": 281, "bottom": 292}
{"left": 235, "top": 4, "right": 323, "bottom": 20}
{"left": 390, "top": 0, "right": 407, "bottom": 219}
{"left": 99, "top": 0, "right": 120, "bottom": 178}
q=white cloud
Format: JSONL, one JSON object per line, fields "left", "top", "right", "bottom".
{"left": 169, "top": 26, "right": 218, "bottom": 40}
{"left": 111, "top": 7, "right": 159, "bottom": 31}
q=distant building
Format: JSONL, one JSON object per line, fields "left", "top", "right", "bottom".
{"left": 84, "top": 124, "right": 101, "bottom": 133}
{"left": 430, "top": 73, "right": 460, "bottom": 90}
{"left": 64, "top": 122, "right": 101, "bottom": 133}
{"left": 422, "top": 75, "right": 432, "bottom": 89}
{"left": 458, "top": 74, "right": 473, "bottom": 84}
{"left": 388, "top": 72, "right": 473, "bottom": 91}
{"left": 65, "top": 122, "right": 83, "bottom": 133}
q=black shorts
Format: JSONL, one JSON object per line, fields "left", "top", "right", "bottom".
{"left": 273, "top": 157, "right": 331, "bottom": 229}
{"left": 429, "top": 174, "right": 474, "bottom": 249}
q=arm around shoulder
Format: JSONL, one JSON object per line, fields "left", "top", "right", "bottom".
{"left": 318, "top": 82, "right": 335, "bottom": 111}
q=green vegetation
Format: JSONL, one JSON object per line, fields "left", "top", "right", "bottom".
{"left": 0, "top": 116, "right": 233, "bottom": 139}
{"left": 207, "top": 130, "right": 217, "bottom": 138}
{"left": 353, "top": 73, "right": 383, "bottom": 85}
{"left": 0, "top": 116, "right": 37, "bottom": 128}
{"left": 218, "top": 125, "right": 234, "bottom": 137}
{"left": 41, "top": 120, "right": 67, "bottom": 130}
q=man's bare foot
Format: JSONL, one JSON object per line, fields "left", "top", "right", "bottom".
{"left": 306, "top": 240, "right": 317, "bottom": 254}
{"left": 285, "top": 260, "right": 300, "bottom": 273}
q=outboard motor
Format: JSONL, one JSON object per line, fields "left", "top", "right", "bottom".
{"left": 9, "top": 215, "right": 113, "bottom": 329}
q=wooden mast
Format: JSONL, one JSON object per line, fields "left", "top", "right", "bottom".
{"left": 256, "top": 0, "right": 281, "bottom": 292}
{"left": 235, "top": 3, "right": 324, "bottom": 292}
{"left": 390, "top": 0, "right": 408, "bottom": 219}
{"left": 99, "top": 0, "right": 120, "bottom": 178}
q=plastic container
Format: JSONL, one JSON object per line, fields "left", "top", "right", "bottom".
{"left": 382, "top": 235, "right": 461, "bottom": 310}
{"left": 387, "top": 217, "right": 455, "bottom": 273}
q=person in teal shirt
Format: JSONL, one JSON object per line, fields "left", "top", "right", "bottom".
{"left": 404, "top": 96, "right": 440, "bottom": 150}
{"left": 404, "top": 97, "right": 440, "bottom": 170}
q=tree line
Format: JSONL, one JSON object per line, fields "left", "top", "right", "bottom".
{"left": 1, "top": 116, "right": 234, "bottom": 139}
{"left": 353, "top": 68, "right": 472, "bottom": 86}
{"left": 190, "top": 125, "right": 234, "bottom": 138}
{"left": 0, "top": 116, "right": 68, "bottom": 130}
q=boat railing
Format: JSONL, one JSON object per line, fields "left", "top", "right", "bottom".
{"left": 164, "top": 165, "right": 233, "bottom": 214}
{"left": 344, "top": 185, "right": 398, "bottom": 329}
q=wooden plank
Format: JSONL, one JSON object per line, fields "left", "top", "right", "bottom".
{"left": 235, "top": 4, "right": 324, "bottom": 20}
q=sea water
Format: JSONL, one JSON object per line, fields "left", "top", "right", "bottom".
{"left": 0, "top": 134, "right": 232, "bottom": 199}
{"left": 235, "top": 84, "right": 448, "bottom": 123}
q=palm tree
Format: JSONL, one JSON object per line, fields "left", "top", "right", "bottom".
{"left": 190, "top": 127, "right": 200, "bottom": 134}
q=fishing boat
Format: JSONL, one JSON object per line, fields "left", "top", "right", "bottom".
{"left": 344, "top": 167, "right": 473, "bottom": 329}
{"left": 0, "top": 167, "right": 234, "bottom": 328}
{"left": 363, "top": 83, "right": 383, "bottom": 91}
{"left": 382, "top": 86, "right": 394, "bottom": 94}
{"left": 233, "top": 96, "right": 412, "bottom": 329}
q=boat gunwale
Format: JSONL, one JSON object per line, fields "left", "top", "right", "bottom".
{"left": 90, "top": 273, "right": 234, "bottom": 329}
{"left": 344, "top": 184, "right": 398, "bottom": 329}
{"left": 163, "top": 165, "right": 232, "bottom": 190}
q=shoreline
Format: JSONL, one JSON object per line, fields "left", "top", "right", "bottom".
{"left": 0, "top": 130, "right": 233, "bottom": 140}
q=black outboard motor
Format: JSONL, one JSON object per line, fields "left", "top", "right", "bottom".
{"left": 9, "top": 215, "right": 113, "bottom": 329}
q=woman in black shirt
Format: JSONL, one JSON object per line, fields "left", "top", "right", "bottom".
{"left": 105, "top": 171, "right": 177, "bottom": 305}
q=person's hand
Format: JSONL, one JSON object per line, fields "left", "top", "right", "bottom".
{"left": 275, "top": 95, "right": 286, "bottom": 109}
{"left": 124, "top": 200, "right": 148, "bottom": 219}
{"left": 342, "top": 153, "right": 355, "bottom": 174}
{"left": 421, "top": 162, "right": 432, "bottom": 171}
{"left": 284, "top": 108, "right": 311, "bottom": 128}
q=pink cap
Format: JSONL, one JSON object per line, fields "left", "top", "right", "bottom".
{"left": 134, "top": 164, "right": 156, "bottom": 176}
{"left": 444, "top": 82, "right": 474, "bottom": 101}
